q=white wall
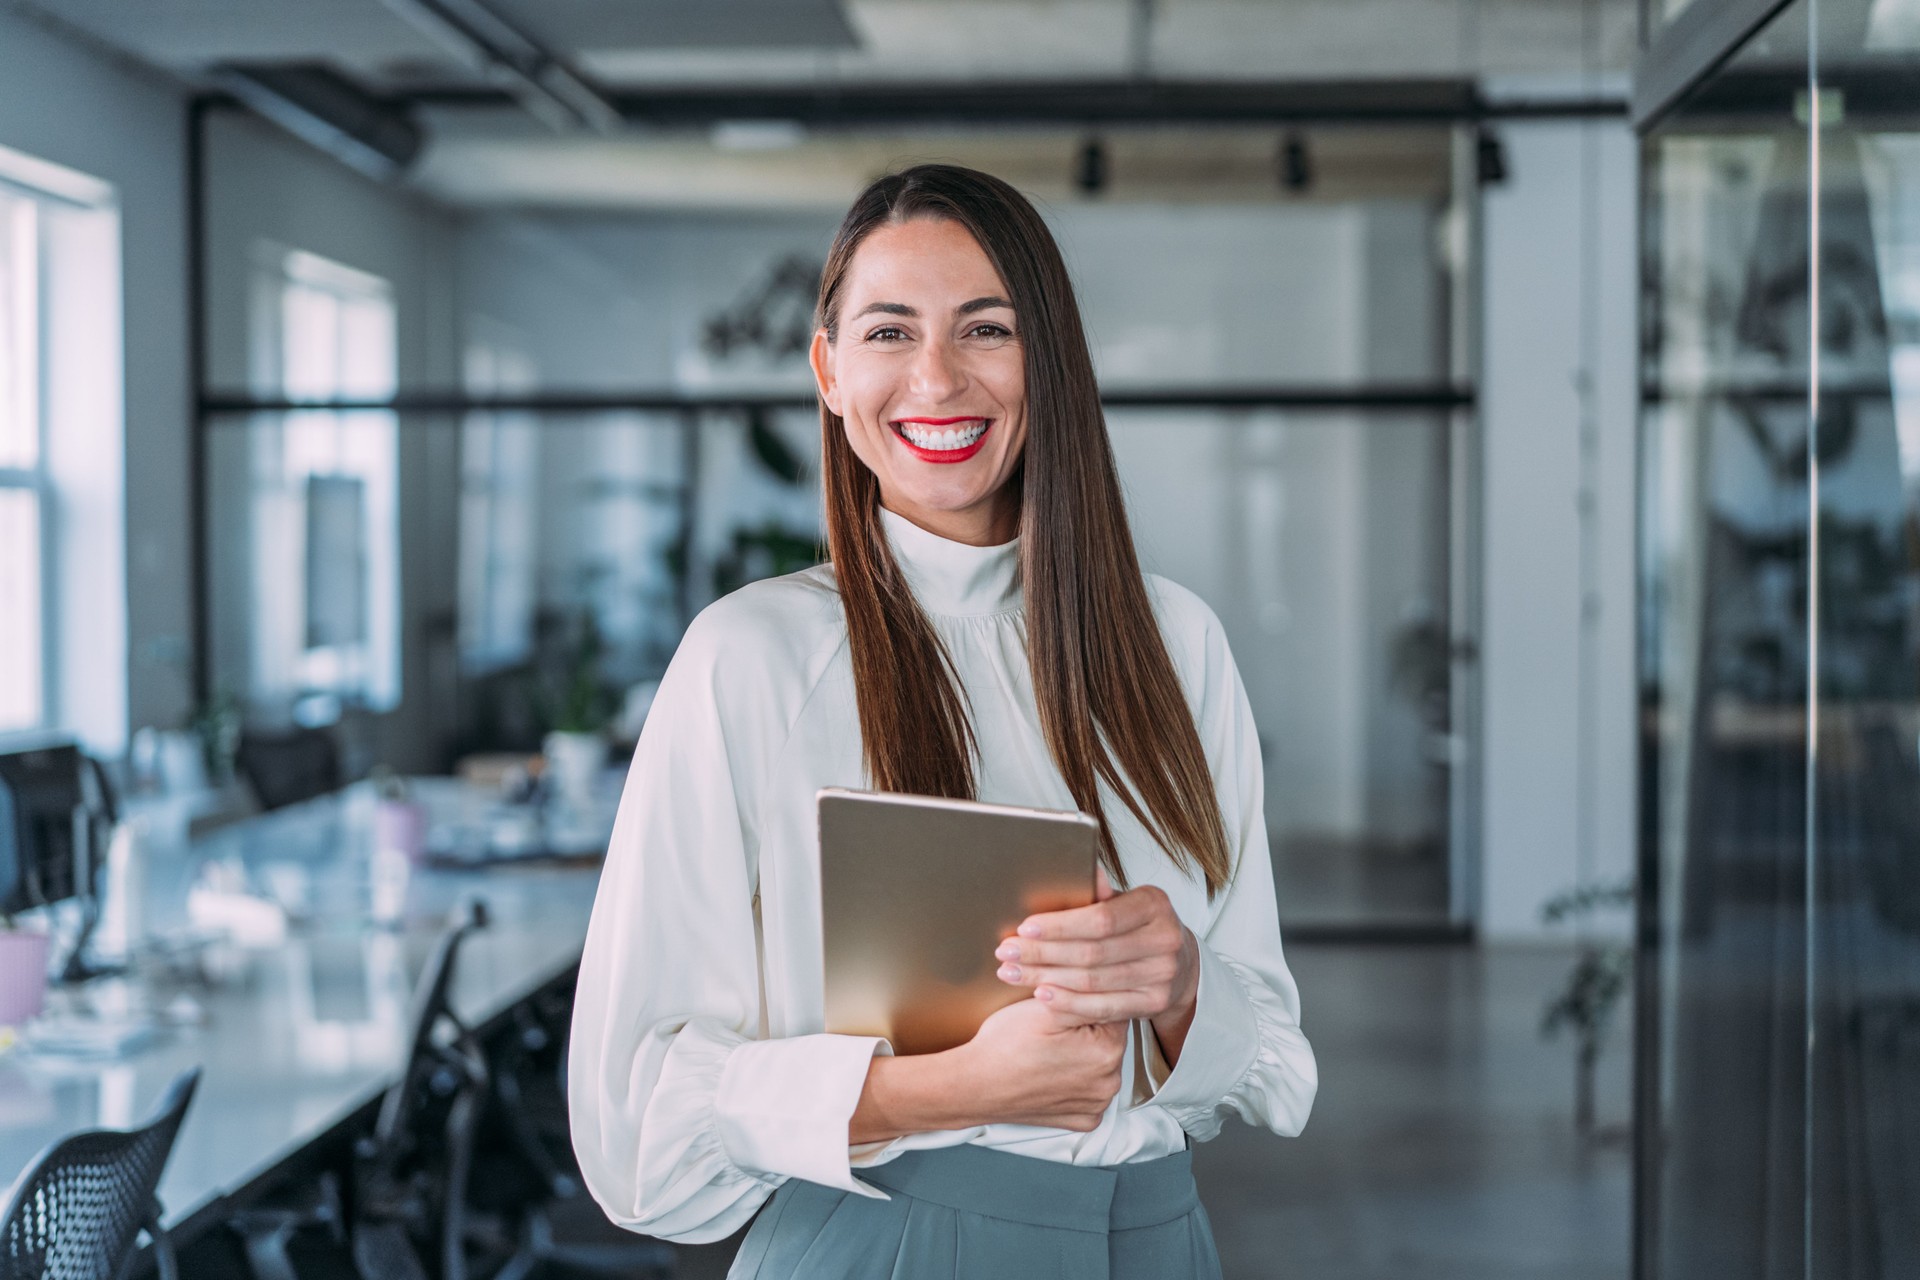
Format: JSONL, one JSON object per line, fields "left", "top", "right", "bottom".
{"left": 1479, "top": 118, "right": 1639, "bottom": 941}
{"left": 0, "top": 5, "right": 191, "bottom": 745}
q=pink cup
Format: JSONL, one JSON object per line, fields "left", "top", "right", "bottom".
{"left": 374, "top": 799, "right": 429, "bottom": 864}
{"left": 0, "top": 929, "right": 51, "bottom": 1026}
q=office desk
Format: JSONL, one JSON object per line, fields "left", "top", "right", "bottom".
{"left": 0, "top": 776, "right": 617, "bottom": 1242}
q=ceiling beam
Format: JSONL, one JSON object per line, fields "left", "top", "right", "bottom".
{"left": 207, "top": 64, "right": 424, "bottom": 179}
{"left": 376, "top": 0, "right": 621, "bottom": 133}
{"left": 405, "top": 79, "right": 1627, "bottom": 129}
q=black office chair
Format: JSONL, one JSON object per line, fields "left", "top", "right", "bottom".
{"left": 0, "top": 1066, "right": 201, "bottom": 1280}
{"left": 482, "top": 996, "right": 675, "bottom": 1280}
{"left": 350, "top": 898, "right": 495, "bottom": 1280}
{"left": 235, "top": 727, "right": 342, "bottom": 812}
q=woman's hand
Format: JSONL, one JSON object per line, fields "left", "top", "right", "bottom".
{"left": 954, "top": 997, "right": 1128, "bottom": 1131}
{"left": 850, "top": 998, "right": 1126, "bottom": 1142}
{"left": 994, "top": 870, "right": 1202, "bottom": 1065}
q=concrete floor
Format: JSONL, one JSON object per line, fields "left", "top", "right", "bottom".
{"left": 1193, "top": 943, "right": 1633, "bottom": 1279}
{"left": 677, "top": 942, "right": 1634, "bottom": 1279}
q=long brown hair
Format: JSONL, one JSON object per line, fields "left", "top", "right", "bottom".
{"left": 817, "top": 164, "right": 1231, "bottom": 896}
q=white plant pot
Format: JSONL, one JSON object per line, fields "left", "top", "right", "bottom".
{"left": 543, "top": 731, "right": 606, "bottom": 812}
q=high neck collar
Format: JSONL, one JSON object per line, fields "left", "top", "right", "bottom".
{"left": 879, "top": 506, "right": 1022, "bottom": 617}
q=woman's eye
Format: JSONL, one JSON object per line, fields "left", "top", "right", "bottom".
{"left": 866, "top": 326, "right": 909, "bottom": 343}
{"left": 967, "top": 323, "right": 1014, "bottom": 341}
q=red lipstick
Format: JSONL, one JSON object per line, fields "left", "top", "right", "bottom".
{"left": 890, "top": 417, "right": 992, "bottom": 464}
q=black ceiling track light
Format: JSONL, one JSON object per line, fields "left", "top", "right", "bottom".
{"left": 1279, "top": 130, "right": 1313, "bottom": 193}
{"left": 1476, "top": 126, "right": 1509, "bottom": 186}
{"left": 1075, "top": 137, "right": 1110, "bottom": 195}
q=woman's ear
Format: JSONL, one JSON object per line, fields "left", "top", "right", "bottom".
{"left": 809, "top": 328, "right": 841, "bottom": 416}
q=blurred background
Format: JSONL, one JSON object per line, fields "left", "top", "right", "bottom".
{"left": 0, "top": 0, "right": 1912, "bottom": 1277}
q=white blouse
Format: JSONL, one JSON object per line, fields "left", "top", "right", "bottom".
{"left": 569, "top": 508, "right": 1317, "bottom": 1244}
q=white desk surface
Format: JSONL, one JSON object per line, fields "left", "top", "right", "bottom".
{"left": 0, "top": 776, "right": 616, "bottom": 1233}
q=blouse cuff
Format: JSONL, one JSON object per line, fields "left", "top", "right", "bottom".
{"left": 714, "top": 1033, "right": 892, "bottom": 1198}
{"left": 1130, "top": 939, "right": 1262, "bottom": 1132}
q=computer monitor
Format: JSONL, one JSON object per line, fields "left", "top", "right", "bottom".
{"left": 0, "top": 742, "right": 87, "bottom": 918}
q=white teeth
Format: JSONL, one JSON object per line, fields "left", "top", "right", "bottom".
{"left": 897, "top": 420, "right": 987, "bottom": 450}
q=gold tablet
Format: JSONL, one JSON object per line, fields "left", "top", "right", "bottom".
{"left": 818, "top": 787, "right": 1099, "bottom": 1056}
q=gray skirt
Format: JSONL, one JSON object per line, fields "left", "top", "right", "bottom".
{"left": 727, "top": 1143, "right": 1223, "bottom": 1280}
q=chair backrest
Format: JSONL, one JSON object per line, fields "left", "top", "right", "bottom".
{"left": 0, "top": 1066, "right": 200, "bottom": 1280}
{"left": 370, "top": 899, "right": 491, "bottom": 1155}
{"left": 355, "top": 901, "right": 490, "bottom": 1280}
{"left": 235, "top": 728, "right": 341, "bottom": 811}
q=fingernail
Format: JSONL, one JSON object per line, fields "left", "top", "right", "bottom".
{"left": 995, "top": 942, "right": 1019, "bottom": 961}
{"left": 1019, "top": 923, "right": 1041, "bottom": 938}
{"left": 997, "top": 964, "right": 1020, "bottom": 982}
{"left": 1036, "top": 987, "right": 1053, "bottom": 1001}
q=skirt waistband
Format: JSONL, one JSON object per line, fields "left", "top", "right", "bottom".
{"left": 855, "top": 1144, "right": 1199, "bottom": 1234}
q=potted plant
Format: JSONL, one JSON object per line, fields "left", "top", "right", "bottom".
{"left": 1539, "top": 879, "right": 1635, "bottom": 1143}
{"left": 538, "top": 612, "right": 616, "bottom": 812}
{"left": 188, "top": 689, "right": 244, "bottom": 787}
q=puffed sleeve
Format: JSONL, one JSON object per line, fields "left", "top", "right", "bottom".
{"left": 1132, "top": 586, "right": 1319, "bottom": 1141}
{"left": 568, "top": 597, "right": 889, "bottom": 1245}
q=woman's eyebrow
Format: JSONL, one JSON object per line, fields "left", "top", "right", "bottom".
{"left": 850, "top": 296, "right": 1013, "bottom": 322}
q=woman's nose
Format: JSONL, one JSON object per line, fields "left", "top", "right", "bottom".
{"left": 907, "top": 338, "right": 966, "bottom": 401}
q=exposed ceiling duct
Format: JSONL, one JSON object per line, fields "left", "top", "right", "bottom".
{"left": 374, "top": 0, "right": 621, "bottom": 133}
{"left": 207, "top": 62, "right": 424, "bottom": 180}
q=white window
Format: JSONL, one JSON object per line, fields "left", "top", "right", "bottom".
{"left": 0, "top": 186, "right": 44, "bottom": 733}
{"left": 0, "top": 147, "right": 123, "bottom": 752}
{"left": 251, "top": 249, "right": 400, "bottom": 717}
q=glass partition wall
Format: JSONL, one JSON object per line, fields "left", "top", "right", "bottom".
{"left": 195, "top": 121, "right": 1478, "bottom": 934}
{"left": 1637, "top": 0, "right": 1920, "bottom": 1273}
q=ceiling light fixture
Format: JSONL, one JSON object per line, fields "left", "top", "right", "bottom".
{"left": 1476, "top": 127, "right": 1509, "bottom": 186}
{"left": 376, "top": 0, "right": 621, "bottom": 134}
{"left": 1075, "top": 138, "right": 1109, "bottom": 196}
{"left": 1279, "top": 131, "right": 1313, "bottom": 194}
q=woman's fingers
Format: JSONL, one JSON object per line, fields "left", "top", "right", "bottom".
{"left": 999, "top": 953, "right": 1177, "bottom": 995}
{"left": 1033, "top": 985, "right": 1152, "bottom": 1025}
{"left": 998, "top": 933, "right": 1157, "bottom": 971}
{"left": 998, "top": 918, "right": 1184, "bottom": 972}
{"left": 997, "top": 884, "right": 1191, "bottom": 1026}
{"left": 1017, "top": 885, "right": 1166, "bottom": 943}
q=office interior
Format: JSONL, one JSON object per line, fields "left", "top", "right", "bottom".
{"left": 0, "top": 0, "right": 1911, "bottom": 1276}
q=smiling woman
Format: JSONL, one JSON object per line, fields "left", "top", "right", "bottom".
{"left": 569, "top": 164, "right": 1317, "bottom": 1280}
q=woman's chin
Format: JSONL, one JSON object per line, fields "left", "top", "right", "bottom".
{"left": 886, "top": 482, "right": 1012, "bottom": 537}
